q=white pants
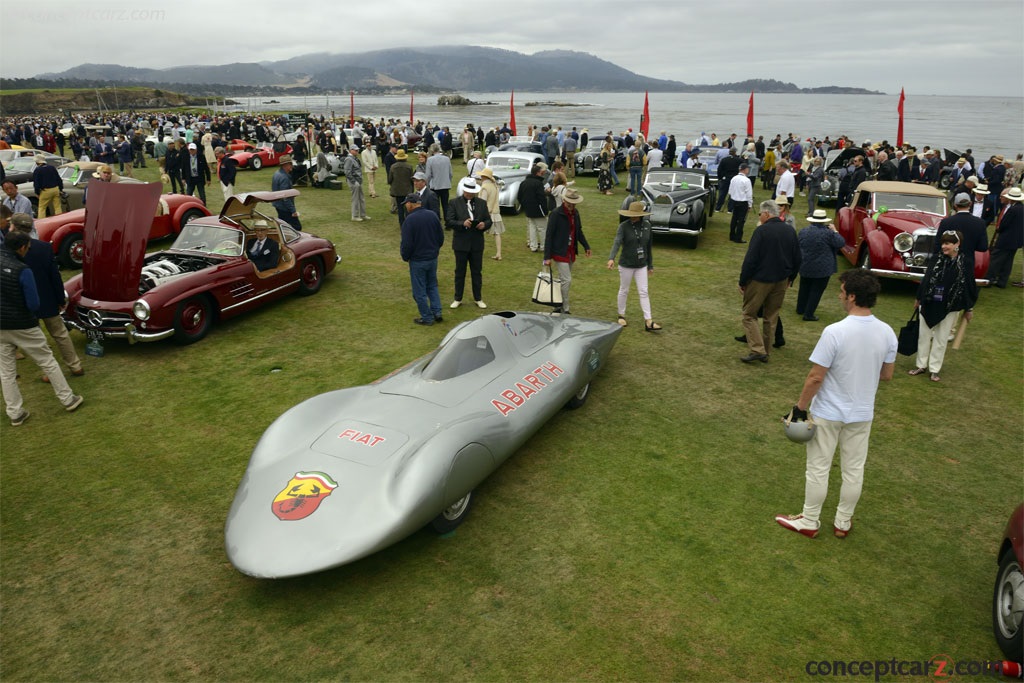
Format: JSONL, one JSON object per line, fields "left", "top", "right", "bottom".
{"left": 221, "top": 183, "right": 234, "bottom": 202}
{"left": 915, "top": 310, "right": 958, "bottom": 373}
{"left": 802, "top": 416, "right": 873, "bottom": 529}
{"left": 555, "top": 261, "right": 573, "bottom": 313}
{"left": 617, "top": 266, "right": 652, "bottom": 319}
{"left": 527, "top": 217, "right": 547, "bottom": 251}
{"left": 1, "top": 327, "right": 74, "bottom": 418}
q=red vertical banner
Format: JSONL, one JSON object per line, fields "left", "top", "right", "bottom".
{"left": 896, "top": 88, "right": 905, "bottom": 148}
{"left": 746, "top": 91, "right": 755, "bottom": 138}
{"left": 409, "top": 91, "right": 414, "bottom": 123}
{"left": 509, "top": 90, "right": 517, "bottom": 136}
{"left": 349, "top": 90, "right": 354, "bottom": 128}
{"left": 640, "top": 91, "right": 650, "bottom": 139}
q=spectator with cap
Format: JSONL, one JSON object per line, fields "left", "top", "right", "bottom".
{"left": 400, "top": 193, "right": 445, "bottom": 326}
{"left": 607, "top": 201, "right": 660, "bottom": 331}
{"left": 0, "top": 230, "right": 84, "bottom": 426}
{"left": 32, "top": 156, "right": 64, "bottom": 218}
{"left": 411, "top": 171, "right": 440, "bottom": 220}
{"left": 9, "top": 213, "right": 83, "bottom": 379}
{"left": 447, "top": 178, "right": 491, "bottom": 310}
{"left": 388, "top": 149, "right": 414, "bottom": 226}
{"left": 182, "top": 142, "right": 211, "bottom": 204}
{"left": 272, "top": 155, "right": 301, "bottom": 230}
{"left": 934, "top": 192, "right": 988, "bottom": 273}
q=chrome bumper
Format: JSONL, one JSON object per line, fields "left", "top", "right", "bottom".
{"left": 869, "top": 268, "right": 990, "bottom": 287}
{"left": 65, "top": 319, "right": 175, "bottom": 343}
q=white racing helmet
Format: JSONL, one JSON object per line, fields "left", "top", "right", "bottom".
{"left": 783, "top": 409, "right": 817, "bottom": 443}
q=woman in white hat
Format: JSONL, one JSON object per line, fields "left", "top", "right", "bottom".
{"left": 607, "top": 201, "right": 661, "bottom": 331}
{"left": 477, "top": 167, "right": 504, "bottom": 261}
{"left": 796, "top": 210, "right": 845, "bottom": 321}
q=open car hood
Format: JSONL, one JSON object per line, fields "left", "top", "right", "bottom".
{"left": 220, "top": 190, "right": 299, "bottom": 221}
{"left": 82, "top": 182, "right": 163, "bottom": 302}
{"left": 825, "top": 147, "right": 866, "bottom": 172}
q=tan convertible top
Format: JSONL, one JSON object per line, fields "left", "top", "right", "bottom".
{"left": 856, "top": 181, "right": 947, "bottom": 198}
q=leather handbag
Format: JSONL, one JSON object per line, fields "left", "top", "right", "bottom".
{"left": 897, "top": 309, "right": 920, "bottom": 356}
{"left": 531, "top": 266, "right": 562, "bottom": 307}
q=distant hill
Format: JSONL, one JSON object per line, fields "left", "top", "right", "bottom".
{"left": 28, "top": 47, "right": 883, "bottom": 95}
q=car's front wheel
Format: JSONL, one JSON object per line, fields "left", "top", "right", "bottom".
{"left": 250, "top": 156, "right": 262, "bottom": 171}
{"left": 297, "top": 256, "right": 324, "bottom": 296}
{"left": 858, "top": 247, "right": 872, "bottom": 271}
{"left": 993, "top": 548, "right": 1024, "bottom": 661}
{"left": 58, "top": 232, "right": 85, "bottom": 269}
{"left": 172, "top": 295, "right": 213, "bottom": 345}
{"left": 430, "top": 492, "right": 473, "bottom": 533}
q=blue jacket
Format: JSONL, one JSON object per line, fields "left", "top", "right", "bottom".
{"left": 21, "top": 239, "right": 66, "bottom": 318}
{"left": 271, "top": 169, "right": 295, "bottom": 213}
{"left": 798, "top": 224, "right": 846, "bottom": 278}
{"left": 400, "top": 207, "right": 444, "bottom": 262}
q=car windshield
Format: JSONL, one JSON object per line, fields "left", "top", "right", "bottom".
{"left": 5, "top": 158, "right": 38, "bottom": 172}
{"left": 172, "top": 224, "right": 243, "bottom": 255}
{"left": 872, "top": 192, "right": 946, "bottom": 215}
{"left": 58, "top": 166, "right": 91, "bottom": 185}
{"left": 486, "top": 155, "right": 533, "bottom": 170}
{"left": 421, "top": 335, "right": 496, "bottom": 381}
{"left": 645, "top": 170, "right": 705, "bottom": 191}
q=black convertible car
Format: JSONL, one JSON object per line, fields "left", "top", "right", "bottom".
{"left": 622, "top": 168, "right": 715, "bottom": 248}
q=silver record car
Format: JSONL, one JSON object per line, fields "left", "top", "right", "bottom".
{"left": 225, "top": 311, "right": 622, "bottom": 578}
{"left": 484, "top": 150, "right": 545, "bottom": 214}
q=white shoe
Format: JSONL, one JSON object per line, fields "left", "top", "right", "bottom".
{"left": 475, "top": 300, "right": 487, "bottom": 309}
{"left": 352, "top": 217, "right": 363, "bottom": 222}
{"left": 362, "top": 216, "right": 371, "bottom": 221}
{"left": 450, "top": 300, "right": 462, "bottom": 309}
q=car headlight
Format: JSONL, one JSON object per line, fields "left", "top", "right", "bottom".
{"left": 133, "top": 299, "right": 151, "bottom": 321}
{"left": 893, "top": 232, "right": 914, "bottom": 253}
{"left": 675, "top": 204, "right": 689, "bottom": 215}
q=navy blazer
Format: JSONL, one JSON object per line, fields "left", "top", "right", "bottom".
{"left": 446, "top": 196, "right": 491, "bottom": 252}
{"left": 22, "top": 238, "right": 65, "bottom": 318}
{"left": 245, "top": 237, "right": 280, "bottom": 271}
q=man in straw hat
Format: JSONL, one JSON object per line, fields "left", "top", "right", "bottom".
{"left": 608, "top": 201, "right": 660, "bottom": 331}
{"left": 388, "top": 149, "right": 414, "bottom": 226}
{"left": 543, "top": 188, "right": 590, "bottom": 315}
{"left": 986, "top": 187, "right": 1024, "bottom": 288}
{"left": 447, "top": 178, "right": 492, "bottom": 309}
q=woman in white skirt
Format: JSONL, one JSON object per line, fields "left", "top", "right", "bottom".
{"left": 478, "top": 168, "right": 504, "bottom": 260}
{"left": 607, "top": 201, "right": 662, "bottom": 331}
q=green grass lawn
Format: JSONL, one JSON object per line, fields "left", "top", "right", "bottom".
{"left": 1, "top": 156, "right": 1021, "bottom": 682}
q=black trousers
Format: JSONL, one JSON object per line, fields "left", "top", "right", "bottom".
{"left": 796, "top": 275, "right": 830, "bottom": 318}
{"left": 453, "top": 249, "right": 483, "bottom": 302}
{"left": 185, "top": 177, "right": 206, "bottom": 204}
{"left": 435, "top": 188, "right": 450, "bottom": 223}
{"left": 729, "top": 202, "right": 749, "bottom": 241}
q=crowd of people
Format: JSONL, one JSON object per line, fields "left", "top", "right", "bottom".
{"left": 1, "top": 107, "right": 1022, "bottom": 493}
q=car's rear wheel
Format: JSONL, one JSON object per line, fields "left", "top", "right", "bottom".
{"left": 58, "top": 232, "right": 85, "bottom": 269}
{"left": 250, "top": 156, "right": 262, "bottom": 171}
{"left": 430, "top": 492, "right": 473, "bottom": 533}
{"left": 297, "top": 256, "right": 324, "bottom": 296}
{"left": 993, "top": 548, "right": 1024, "bottom": 661}
{"left": 566, "top": 382, "right": 590, "bottom": 409}
{"left": 178, "top": 208, "right": 205, "bottom": 232}
{"left": 938, "top": 173, "right": 952, "bottom": 190}
{"left": 172, "top": 295, "right": 213, "bottom": 345}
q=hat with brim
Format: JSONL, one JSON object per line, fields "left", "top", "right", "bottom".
{"left": 953, "top": 193, "right": 972, "bottom": 207}
{"left": 403, "top": 193, "right": 422, "bottom": 205}
{"left": 972, "top": 184, "right": 990, "bottom": 195}
{"left": 807, "top": 209, "right": 831, "bottom": 223}
{"left": 461, "top": 179, "right": 481, "bottom": 194}
{"left": 92, "top": 164, "right": 113, "bottom": 178}
{"left": 34, "top": 156, "right": 46, "bottom": 165}
{"left": 477, "top": 167, "right": 494, "bottom": 181}
{"left": 618, "top": 201, "right": 650, "bottom": 217}
{"left": 279, "top": 154, "right": 293, "bottom": 165}
{"left": 1006, "top": 187, "right": 1024, "bottom": 202}
{"left": 775, "top": 195, "right": 789, "bottom": 206}
{"left": 412, "top": 171, "right": 427, "bottom": 180}
{"left": 394, "top": 150, "right": 408, "bottom": 161}
{"left": 561, "top": 188, "right": 584, "bottom": 204}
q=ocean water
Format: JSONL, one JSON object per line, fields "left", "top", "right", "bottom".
{"left": 224, "top": 92, "right": 1023, "bottom": 162}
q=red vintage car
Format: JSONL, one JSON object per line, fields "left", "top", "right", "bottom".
{"left": 836, "top": 180, "right": 990, "bottom": 285}
{"left": 62, "top": 184, "right": 339, "bottom": 345}
{"left": 229, "top": 142, "right": 293, "bottom": 171}
{"left": 35, "top": 193, "right": 209, "bottom": 269}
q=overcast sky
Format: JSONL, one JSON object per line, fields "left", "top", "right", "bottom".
{"left": 3, "top": 0, "right": 1022, "bottom": 98}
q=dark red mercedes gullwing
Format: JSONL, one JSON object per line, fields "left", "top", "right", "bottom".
{"left": 62, "top": 183, "right": 339, "bottom": 345}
